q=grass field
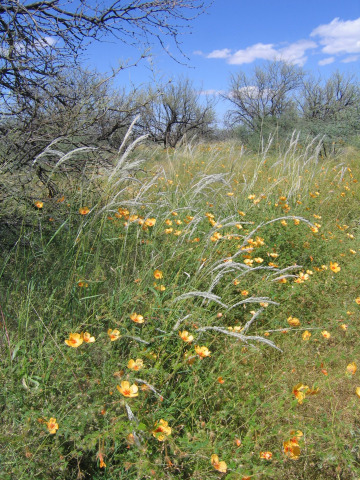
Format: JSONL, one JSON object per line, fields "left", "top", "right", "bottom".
{"left": 1, "top": 136, "right": 360, "bottom": 479}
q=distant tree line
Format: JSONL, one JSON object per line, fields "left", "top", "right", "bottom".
{"left": 224, "top": 61, "right": 360, "bottom": 150}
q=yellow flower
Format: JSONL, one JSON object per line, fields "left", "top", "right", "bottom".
{"left": 244, "top": 258, "right": 253, "bottom": 266}
{"left": 164, "top": 228, "right": 173, "bottom": 234}
{"left": 165, "top": 219, "right": 173, "bottom": 226}
{"left": 130, "top": 312, "right": 144, "bottom": 324}
{"left": 34, "top": 201, "right": 44, "bottom": 209}
{"left": 254, "top": 257, "right": 264, "bottom": 263}
{"left": 127, "top": 359, "right": 144, "bottom": 371}
{"left": 321, "top": 330, "right": 331, "bottom": 339}
{"left": 46, "top": 417, "right": 59, "bottom": 434}
{"left": 152, "top": 419, "right": 171, "bottom": 441}
{"left": 329, "top": 262, "right": 340, "bottom": 273}
{"left": 248, "top": 194, "right": 256, "bottom": 200}
{"left": 179, "top": 330, "right": 194, "bottom": 343}
{"left": 260, "top": 451, "right": 272, "bottom": 460}
{"left": 211, "top": 454, "right": 227, "bottom": 473}
{"left": 107, "top": 329, "right": 121, "bottom": 341}
{"left": 153, "top": 269, "right": 163, "bottom": 279}
{"left": 116, "top": 381, "right": 138, "bottom": 398}
{"left": 292, "top": 383, "right": 309, "bottom": 404}
{"left": 79, "top": 206, "right": 90, "bottom": 215}
{"left": 195, "top": 345, "right": 211, "bottom": 358}
{"left": 283, "top": 437, "right": 300, "bottom": 460}
{"left": 241, "top": 290, "right": 249, "bottom": 296}
{"left": 82, "top": 332, "right": 95, "bottom": 343}
{"left": 227, "top": 192, "right": 234, "bottom": 196}
{"left": 287, "top": 316, "right": 300, "bottom": 327}
{"left": 281, "top": 220, "right": 287, "bottom": 226}
{"left": 346, "top": 362, "right": 357, "bottom": 375}
{"left": 302, "top": 330, "right": 311, "bottom": 341}
{"left": 356, "top": 387, "right": 360, "bottom": 399}
{"left": 144, "top": 218, "right": 156, "bottom": 227}
{"left": 355, "top": 297, "right": 360, "bottom": 305}
{"left": 65, "top": 333, "right": 83, "bottom": 348}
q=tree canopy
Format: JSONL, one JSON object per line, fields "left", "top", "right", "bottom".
{"left": 0, "top": 0, "right": 207, "bottom": 104}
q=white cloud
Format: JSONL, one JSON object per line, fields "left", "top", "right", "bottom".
{"left": 206, "top": 40, "right": 315, "bottom": 66}
{"left": 193, "top": 50, "right": 204, "bottom": 56}
{"left": 199, "top": 89, "right": 225, "bottom": 95}
{"left": 278, "top": 39, "right": 317, "bottom": 66}
{"left": 207, "top": 48, "right": 232, "bottom": 59}
{"left": 204, "top": 16, "right": 360, "bottom": 67}
{"left": 318, "top": 56, "right": 335, "bottom": 66}
{"left": 311, "top": 17, "right": 360, "bottom": 55}
{"left": 226, "top": 43, "right": 277, "bottom": 64}
{"left": 341, "top": 55, "right": 359, "bottom": 63}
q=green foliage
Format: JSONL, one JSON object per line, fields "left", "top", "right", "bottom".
{"left": 1, "top": 139, "right": 360, "bottom": 479}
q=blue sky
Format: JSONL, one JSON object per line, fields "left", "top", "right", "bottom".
{"left": 84, "top": 0, "right": 360, "bottom": 121}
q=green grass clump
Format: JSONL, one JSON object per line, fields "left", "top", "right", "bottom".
{"left": 1, "top": 138, "right": 360, "bottom": 479}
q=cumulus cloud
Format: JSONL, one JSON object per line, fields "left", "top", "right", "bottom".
{"left": 311, "top": 17, "right": 360, "bottom": 55}
{"left": 318, "top": 56, "right": 335, "bottom": 66}
{"left": 206, "top": 40, "right": 316, "bottom": 66}
{"left": 199, "top": 89, "right": 225, "bottom": 95}
{"left": 279, "top": 39, "right": 317, "bottom": 66}
{"left": 203, "top": 16, "right": 360, "bottom": 67}
{"left": 341, "top": 55, "right": 359, "bottom": 63}
{"left": 193, "top": 50, "right": 204, "bottom": 56}
{"left": 207, "top": 48, "right": 232, "bottom": 59}
{"left": 226, "top": 43, "right": 277, "bottom": 64}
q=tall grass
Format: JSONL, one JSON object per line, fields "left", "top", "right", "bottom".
{"left": 1, "top": 135, "right": 360, "bottom": 479}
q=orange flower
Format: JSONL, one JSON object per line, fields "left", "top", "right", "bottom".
{"left": 65, "top": 333, "right": 83, "bottom": 348}
{"left": 34, "top": 201, "right": 43, "bottom": 209}
{"left": 116, "top": 381, "right": 138, "bottom": 398}
{"left": 79, "top": 206, "right": 90, "bottom": 215}
{"left": 152, "top": 419, "right": 171, "bottom": 441}
{"left": 144, "top": 218, "right": 156, "bottom": 227}
{"left": 302, "top": 330, "right": 311, "bottom": 341}
{"left": 346, "top": 362, "right": 357, "bottom": 375}
{"left": 293, "top": 383, "right": 319, "bottom": 403}
{"left": 287, "top": 316, "right": 300, "bottom": 327}
{"left": 217, "top": 377, "right": 225, "bottom": 384}
{"left": 46, "top": 417, "right": 59, "bottom": 434}
{"left": 127, "top": 359, "right": 144, "bottom": 371}
{"left": 195, "top": 345, "right": 211, "bottom": 358}
{"left": 211, "top": 454, "right": 227, "bottom": 473}
{"left": 283, "top": 437, "right": 300, "bottom": 460}
{"left": 153, "top": 269, "right": 163, "bottom": 279}
{"left": 260, "top": 451, "right": 272, "bottom": 460}
{"left": 179, "top": 330, "right": 194, "bottom": 343}
{"left": 82, "top": 332, "right": 95, "bottom": 343}
{"left": 107, "top": 329, "right": 121, "bottom": 341}
{"left": 329, "top": 262, "right": 340, "bottom": 273}
{"left": 321, "top": 330, "right": 331, "bottom": 339}
{"left": 130, "top": 312, "right": 144, "bottom": 324}
{"left": 292, "top": 383, "right": 309, "bottom": 404}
